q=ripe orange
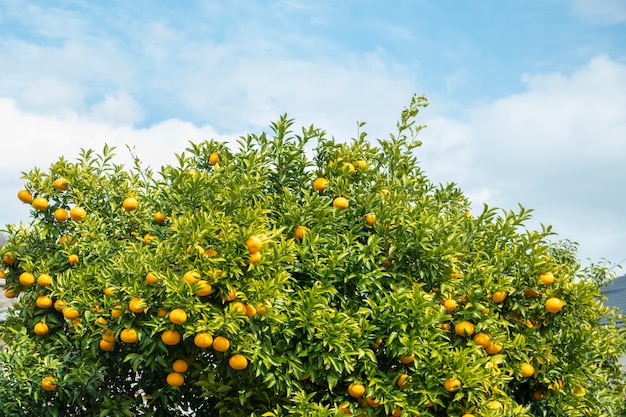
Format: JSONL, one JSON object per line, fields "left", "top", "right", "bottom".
{"left": 231, "top": 302, "right": 246, "bottom": 314}
{"left": 205, "top": 248, "right": 218, "bottom": 257}
{"left": 209, "top": 151, "right": 220, "bottom": 166}
{"left": 313, "top": 177, "right": 329, "bottom": 192}
{"left": 169, "top": 308, "right": 187, "bottom": 324}
{"left": 37, "top": 273, "right": 52, "bottom": 286}
{"left": 455, "top": 321, "right": 475, "bottom": 337}
{"left": 54, "top": 299, "right": 67, "bottom": 312}
{"left": 487, "top": 400, "right": 503, "bottom": 410}
{"left": 540, "top": 272, "right": 555, "bottom": 285}
{"left": 41, "top": 376, "right": 57, "bottom": 391}
{"left": 63, "top": 307, "right": 80, "bottom": 320}
{"left": 157, "top": 308, "right": 167, "bottom": 317}
{"left": 473, "top": 332, "right": 491, "bottom": 348}
{"left": 120, "top": 328, "right": 139, "bottom": 343}
{"left": 3, "top": 252, "right": 16, "bottom": 265}
{"left": 354, "top": 159, "right": 368, "bottom": 170}
{"left": 145, "top": 272, "right": 159, "bottom": 284}
{"left": 461, "top": 414, "right": 475, "bottom": 417}
{"left": 154, "top": 211, "right": 167, "bottom": 225}
{"left": 19, "top": 271, "right": 35, "bottom": 287}
{"left": 293, "top": 225, "right": 309, "bottom": 240}
{"left": 17, "top": 189, "right": 33, "bottom": 203}
{"left": 166, "top": 372, "right": 184, "bottom": 387}
{"left": 122, "top": 197, "right": 139, "bottom": 211}
{"left": 102, "top": 329, "right": 116, "bottom": 343}
{"left": 52, "top": 177, "right": 70, "bottom": 190}
{"left": 34, "top": 322, "right": 49, "bottom": 336}
{"left": 104, "top": 287, "right": 117, "bottom": 297}
{"left": 143, "top": 233, "right": 156, "bottom": 244}
{"left": 58, "top": 235, "right": 74, "bottom": 245}
{"left": 3, "top": 288, "right": 18, "bottom": 299}
{"left": 521, "top": 363, "right": 535, "bottom": 377}
{"left": 36, "top": 295, "right": 53, "bottom": 309}
{"left": 366, "top": 396, "right": 380, "bottom": 408}
{"left": 364, "top": 213, "right": 376, "bottom": 226}
{"left": 244, "top": 304, "right": 257, "bottom": 318}
{"left": 183, "top": 270, "right": 200, "bottom": 284}
{"left": 99, "top": 339, "right": 115, "bottom": 351}
{"left": 247, "top": 251, "right": 262, "bottom": 264}
{"left": 485, "top": 341, "right": 503, "bottom": 355}
{"left": 399, "top": 353, "right": 414, "bottom": 364}
{"left": 212, "top": 336, "right": 230, "bottom": 352}
{"left": 172, "top": 359, "right": 189, "bottom": 373}
{"left": 492, "top": 291, "right": 507, "bottom": 303}
{"left": 443, "top": 298, "right": 458, "bottom": 313}
{"left": 194, "top": 332, "right": 213, "bottom": 348}
{"left": 347, "top": 382, "right": 365, "bottom": 398}
{"left": 332, "top": 197, "right": 349, "bottom": 209}
{"left": 194, "top": 280, "right": 212, "bottom": 296}
{"left": 69, "top": 206, "right": 86, "bottom": 221}
{"left": 228, "top": 354, "right": 248, "bottom": 370}
{"left": 161, "top": 329, "right": 181, "bottom": 345}
{"left": 246, "top": 236, "right": 263, "bottom": 253}
{"left": 390, "top": 408, "right": 401, "bottom": 417}
{"left": 524, "top": 287, "right": 540, "bottom": 298}
{"left": 223, "top": 287, "right": 237, "bottom": 302}
{"left": 129, "top": 298, "right": 146, "bottom": 314}
{"left": 53, "top": 208, "right": 69, "bottom": 222}
{"left": 68, "top": 254, "right": 79, "bottom": 265}
{"left": 444, "top": 377, "right": 461, "bottom": 392}
{"left": 396, "top": 374, "right": 410, "bottom": 388}
{"left": 545, "top": 297, "right": 564, "bottom": 313}
{"left": 341, "top": 162, "right": 356, "bottom": 175}
{"left": 32, "top": 197, "right": 49, "bottom": 211}
{"left": 111, "top": 305, "right": 123, "bottom": 319}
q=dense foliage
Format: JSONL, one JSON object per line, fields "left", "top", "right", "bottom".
{"left": 1, "top": 95, "right": 624, "bottom": 416}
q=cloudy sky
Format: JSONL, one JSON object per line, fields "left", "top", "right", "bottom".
{"left": 1, "top": 0, "right": 625, "bottom": 269}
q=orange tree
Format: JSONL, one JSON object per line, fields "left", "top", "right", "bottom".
{"left": 0, "top": 95, "right": 625, "bottom": 416}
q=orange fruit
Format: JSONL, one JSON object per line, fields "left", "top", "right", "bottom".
{"left": 166, "top": 372, "right": 184, "bottom": 387}
{"left": 154, "top": 211, "right": 167, "bottom": 225}
{"left": 366, "top": 396, "right": 380, "bottom": 408}
{"left": 120, "top": 328, "right": 139, "bottom": 343}
{"left": 223, "top": 287, "right": 237, "bottom": 302}
{"left": 194, "top": 280, "right": 212, "bottom": 296}
{"left": 205, "top": 248, "right": 218, "bottom": 257}
{"left": 41, "top": 376, "right": 57, "bottom": 391}
{"left": 396, "top": 374, "right": 410, "bottom": 388}
{"left": 194, "top": 332, "right": 213, "bottom": 348}
{"left": 545, "top": 297, "right": 563, "bottom": 313}
{"left": 36, "top": 295, "right": 53, "bottom": 309}
{"left": 231, "top": 302, "right": 246, "bottom": 314}
{"left": 17, "top": 189, "right": 33, "bottom": 203}
{"left": 247, "top": 251, "right": 262, "bottom": 264}
{"left": 129, "top": 297, "right": 146, "bottom": 314}
{"left": 52, "top": 177, "right": 69, "bottom": 190}
{"left": 455, "top": 321, "right": 475, "bottom": 337}
{"left": 63, "top": 307, "right": 80, "bottom": 320}
{"left": 172, "top": 359, "right": 189, "bottom": 373}
{"left": 99, "top": 339, "right": 115, "bottom": 351}
{"left": 487, "top": 400, "right": 503, "bottom": 410}
{"left": 364, "top": 213, "right": 376, "bottom": 226}
{"left": 540, "top": 272, "right": 555, "bottom": 285}
{"left": 341, "top": 162, "right": 356, "bottom": 175}
{"left": 256, "top": 302, "right": 267, "bottom": 314}
{"left": 54, "top": 299, "right": 67, "bottom": 312}
{"left": 492, "top": 291, "right": 507, "bottom": 303}
{"left": 69, "top": 206, "right": 86, "bottom": 221}
{"left": 293, "top": 225, "right": 309, "bottom": 240}
{"left": 3, "top": 252, "right": 16, "bottom": 265}
{"left": 102, "top": 329, "right": 116, "bottom": 343}
{"left": 347, "top": 382, "right": 365, "bottom": 398}
{"left": 212, "top": 336, "right": 230, "bottom": 352}
{"left": 244, "top": 304, "right": 257, "bottom": 318}
{"left": 473, "top": 332, "right": 491, "bottom": 347}
{"left": 521, "top": 363, "right": 535, "bottom": 377}
{"left": 461, "top": 414, "right": 475, "bottom": 417}
{"left": 68, "top": 254, "right": 79, "bottom": 265}
{"left": 524, "top": 288, "right": 540, "bottom": 298}
{"left": 143, "top": 233, "right": 156, "bottom": 244}
{"left": 0, "top": 270, "right": 4, "bottom": 278}
{"left": 157, "top": 308, "right": 167, "bottom": 317}
{"left": 169, "top": 308, "right": 187, "bottom": 324}
{"left": 122, "top": 197, "right": 139, "bottom": 211}
{"left": 209, "top": 151, "right": 220, "bottom": 166}
{"left": 32, "top": 197, "right": 49, "bottom": 210}
{"left": 161, "top": 329, "right": 181, "bottom": 345}
{"left": 228, "top": 354, "right": 248, "bottom": 370}
{"left": 332, "top": 197, "right": 349, "bottom": 209}
{"left": 313, "top": 177, "right": 329, "bottom": 192}
{"left": 354, "top": 159, "right": 368, "bottom": 170}
{"left": 104, "top": 287, "right": 117, "bottom": 297}
{"left": 34, "top": 322, "right": 49, "bottom": 335}
{"left": 58, "top": 235, "right": 74, "bottom": 245}
{"left": 390, "top": 408, "right": 401, "bottom": 417}
{"left": 485, "top": 341, "right": 503, "bottom": 355}
{"left": 111, "top": 305, "right": 123, "bottom": 319}
{"left": 399, "top": 353, "right": 414, "bottom": 364}
{"left": 246, "top": 236, "right": 263, "bottom": 253}
{"left": 183, "top": 270, "right": 200, "bottom": 284}
{"left": 19, "top": 271, "right": 35, "bottom": 287}
{"left": 145, "top": 272, "right": 159, "bottom": 284}
{"left": 444, "top": 377, "right": 461, "bottom": 392}
{"left": 53, "top": 208, "right": 69, "bottom": 222}
{"left": 443, "top": 298, "right": 458, "bottom": 313}
{"left": 4, "top": 288, "right": 18, "bottom": 298}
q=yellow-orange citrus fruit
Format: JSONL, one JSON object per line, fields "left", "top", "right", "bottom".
{"left": 37, "top": 273, "right": 52, "bottom": 286}
{"left": 205, "top": 248, "right": 218, "bottom": 257}
{"left": 354, "top": 159, "right": 368, "bottom": 170}
{"left": 36, "top": 295, "right": 53, "bottom": 309}
{"left": 4, "top": 288, "right": 18, "bottom": 298}
{"left": 41, "top": 376, "right": 57, "bottom": 391}
{"left": 473, "top": 332, "right": 491, "bottom": 347}
{"left": 487, "top": 400, "right": 503, "bottom": 410}
{"left": 69, "top": 206, "right": 86, "bottom": 221}
{"left": 194, "top": 332, "right": 213, "bottom": 348}
{"left": 313, "top": 177, "right": 329, "bottom": 192}
{"left": 169, "top": 308, "right": 187, "bottom": 324}
{"left": 122, "top": 197, "right": 139, "bottom": 211}
{"left": 19, "top": 271, "right": 35, "bottom": 287}
{"left": 347, "top": 382, "right": 365, "bottom": 398}
{"left": 332, "top": 197, "right": 349, "bottom": 209}
{"left": 54, "top": 299, "right": 67, "bottom": 312}
{"left": 396, "top": 374, "right": 410, "bottom": 388}
{"left": 209, "top": 151, "right": 220, "bottom": 166}
{"left": 545, "top": 297, "right": 564, "bottom": 313}
{"left": 194, "top": 280, "right": 212, "bottom": 296}
{"left": 390, "top": 408, "right": 401, "bottom": 417}
{"left": 246, "top": 235, "right": 263, "bottom": 253}
{"left": 366, "top": 396, "right": 380, "bottom": 408}
{"left": 224, "top": 287, "right": 237, "bottom": 302}
{"left": 228, "top": 354, "right": 248, "bottom": 370}
{"left": 364, "top": 213, "right": 376, "bottom": 226}
{"left": 212, "top": 336, "right": 230, "bottom": 352}
{"left": 521, "top": 363, "right": 535, "bottom": 377}
{"left": 102, "top": 329, "right": 116, "bottom": 343}
{"left": 120, "top": 328, "right": 139, "bottom": 343}
{"left": 183, "top": 270, "right": 200, "bottom": 283}
{"left": 247, "top": 251, "right": 262, "bottom": 264}
{"left": 244, "top": 304, "right": 257, "bottom": 318}
{"left": 104, "top": 287, "right": 117, "bottom": 297}
{"left": 63, "top": 307, "right": 80, "bottom": 320}
{"left": 111, "top": 305, "right": 123, "bottom": 318}
{"left": 399, "top": 353, "right": 414, "bottom": 364}
{"left": 58, "top": 235, "right": 74, "bottom": 245}
{"left": 32, "top": 197, "right": 49, "bottom": 210}
{"left": 540, "top": 272, "right": 555, "bottom": 285}
{"left": 443, "top": 298, "right": 458, "bottom": 313}
{"left": 53, "top": 208, "right": 69, "bottom": 222}
{"left": 157, "top": 308, "right": 167, "bottom": 317}
{"left": 492, "top": 291, "right": 507, "bottom": 303}
{"left": 524, "top": 287, "right": 540, "bottom": 298}
{"left": 129, "top": 298, "right": 146, "bottom": 313}
{"left": 462, "top": 414, "right": 475, "bottom": 417}
{"left": 52, "top": 177, "right": 70, "bottom": 190}
{"left": 161, "top": 329, "right": 181, "bottom": 345}
{"left": 145, "top": 272, "right": 159, "bottom": 284}
{"left": 0, "top": 270, "right": 4, "bottom": 279}
{"left": 143, "top": 233, "right": 156, "bottom": 244}
{"left": 455, "top": 321, "right": 475, "bottom": 337}
{"left": 293, "top": 225, "right": 308, "bottom": 240}
{"left": 485, "top": 341, "right": 503, "bottom": 355}
{"left": 166, "top": 372, "right": 184, "bottom": 387}
{"left": 231, "top": 302, "right": 246, "bottom": 314}
{"left": 154, "top": 211, "right": 167, "bottom": 225}
{"left": 17, "top": 189, "right": 33, "bottom": 203}
{"left": 444, "top": 377, "right": 461, "bottom": 392}
{"left": 99, "top": 339, "right": 115, "bottom": 351}
{"left": 339, "top": 404, "right": 351, "bottom": 415}
{"left": 341, "top": 162, "right": 356, "bottom": 175}
{"left": 96, "top": 317, "right": 108, "bottom": 326}
{"left": 68, "top": 254, "right": 79, "bottom": 265}
{"left": 3, "top": 252, "right": 16, "bottom": 265}
{"left": 172, "top": 359, "right": 189, "bottom": 373}
{"left": 34, "top": 322, "right": 49, "bottom": 335}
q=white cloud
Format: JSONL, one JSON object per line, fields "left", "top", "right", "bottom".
{"left": 571, "top": 0, "right": 626, "bottom": 24}
{"left": 88, "top": 91, "right": 145, "bottom": 126}
{"left": 16, "top": 76, "right": 85, "bottom": 115}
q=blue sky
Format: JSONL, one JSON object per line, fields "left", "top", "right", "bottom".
{"left": 1, "top": 0, "right": 625, "bottom": 268}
